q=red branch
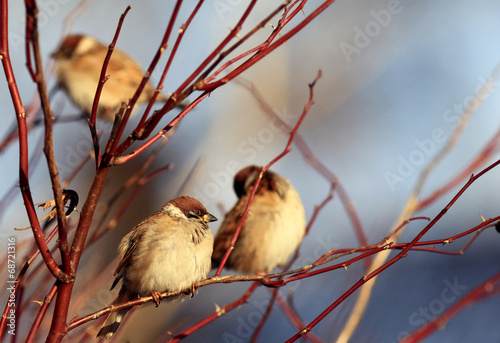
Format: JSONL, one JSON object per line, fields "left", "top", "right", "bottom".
{"left": 199, "top": 1, "right": 337, "bottom": 91}
{"left": 284, "top": 159, "right": 500, "bottom": 342}
{"left": 214, "top": 70, "right": 322, "bottom": 276}
{"left": 137, "top": 0, "right": 204, "bottom": 129}
{"left": 25, "top": 284, "right": 58, "bottom": 343}
{"left": 63, "top": 215, "right": 498, "bottom": 334}
{"left": 401, "top": 271, "right": 500, "bottom": 343}
{"left": 1, "top": 0, "right": 68, "bottom": 286}
{"left": 107, "top": 0, "right": 260, "bottom": 159}
{"left": 168, "top": 282, "right": 260, "bottom": 342}
{"left": 105, "top": 0, "right": 188, "bottom": 160}
{"left": 109, "top": 91, "right": 210, "bottom": 165}
{"left": 236, "top": 77, "right": 369, "bottom": 261}
{"left": 88, "top": 5, "right": 131, "bottom": 168}
{"left": 25, "top": 0, "right": 72, "bottom": 283}
{"left": 417, "top": 124, "right": 500, "bottom": 210}
{"left": 203, "top": 1, "right": 292, "bottom": 85}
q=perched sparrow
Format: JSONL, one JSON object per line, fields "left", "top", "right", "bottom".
{"left": 52, "top": 34, "right": 170, "bottom": 121}
{"left": 97, "top": 196, "right": 217, "bottom": 340}
{"left": 212, "top": 166, "right": 306, "bottom": 274}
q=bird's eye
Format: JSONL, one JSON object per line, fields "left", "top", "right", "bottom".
{"left": 188, "top": 210, "right": 202, "bottom": 218}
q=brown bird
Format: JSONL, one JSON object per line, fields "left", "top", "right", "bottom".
{"left": 212, "top": 166, "right": 306, "bottom": 274}
{"left": 52, "top": 34, "right": 170, "bottom": 121}
{"left": 97, "top": 196, "right": 217, "bottom": 340}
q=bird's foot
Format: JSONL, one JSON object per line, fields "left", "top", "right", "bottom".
{"left": 184, "top": 284, "right": 197, "bottom": 298}
{"left": 151, "top": 291, "right": 162, "bottom": 307}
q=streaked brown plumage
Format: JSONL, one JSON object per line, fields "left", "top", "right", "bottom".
{"left": 97, "top": 196, "right": 216, "bottom": 340}
{"left": 212, "top": 166, "right": 306, "bottom": 274}
{"left": 52, "top": 34, "right": 169, "bottom": 121}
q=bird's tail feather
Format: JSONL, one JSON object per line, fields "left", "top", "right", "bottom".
{"left": 96, "top": 286, "right": 131, "bottom": 340}
{"left": 96, "top": 308, "right": 129, "bottom": 340}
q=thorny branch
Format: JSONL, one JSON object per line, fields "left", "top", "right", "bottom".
{"left": 67, "top": 210, "right": 500, "bottom": 333}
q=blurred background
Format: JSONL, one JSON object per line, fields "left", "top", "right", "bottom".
{"left": 1, "top": 1, "right": 500, "bottom": 342}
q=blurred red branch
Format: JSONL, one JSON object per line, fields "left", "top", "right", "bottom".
{"left": 0, "top": 215, "right": 70, "bottom": 339}
{"left": 417, "top": 124, "right": 500, "bottom": 210}
{"left": 275, "top": 291, "right": 324, "bottom": 343}
{"left": 25, "top": 284, "right": 58, "bottom": 343}
{"left": 401, "top": 271, "right": 500, "bottom": 343}
{"left": 236, "top": 76, "right": 369, "bottom": 261}
{"left": 251, "top": 288, "right": 278, "bottom": 343}
{"left": 167, "top": 282, "right": 260, "bottom": 343}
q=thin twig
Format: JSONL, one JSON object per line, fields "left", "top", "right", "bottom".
{"left": 286, "top": 159, "right": 500, "bottom": 342}
{"left": 336, "top": 62, "right": 500, "bottom": 343}
{"left": 215, "top": 71, "right": 322, "bottom": 276}
{"left": 105, "top": 0, "right": 186, "bottom": 160}
{"left": 65, "top": 214, "right": 498, "bottom": 333}
{"left": 88, "top": 6, "right": 132, "bottom": 168}
{"left": 167, "top": 282, "right": 260, "bottom": 343}
{"left": 25, "top": 0, "right": 72, "bottom": 282}
{"left": 236, "top": 76, "right": 369, "bottom": 260}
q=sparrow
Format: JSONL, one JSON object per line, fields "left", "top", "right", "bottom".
{"left": 96, "top": 196, "right": 217, "bottom": 340}
{"left": 212, "top": 166, "right": 306, "bottom": 274}
{"left": 52, "top": 34, "right": 171, "bottom": 121}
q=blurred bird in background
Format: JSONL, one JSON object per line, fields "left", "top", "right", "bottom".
{"left": 212, "top": 166, "right": 306, "bottom": 274}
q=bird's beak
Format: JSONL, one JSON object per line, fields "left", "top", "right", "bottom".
{"left": 203, "top": 213, "right": 217, "bottom": 223}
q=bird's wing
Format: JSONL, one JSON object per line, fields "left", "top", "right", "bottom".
{"left": 212, "top": 197, "right": 248, "bottom": 266}
{"left": 110, "top": 225, "right": 144, "bottom": 291}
